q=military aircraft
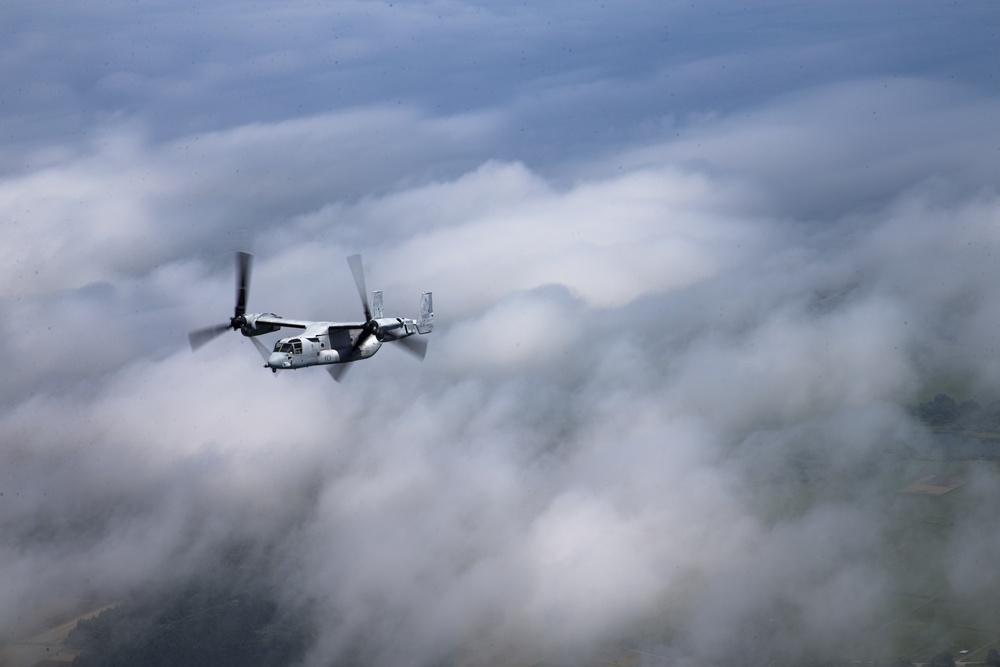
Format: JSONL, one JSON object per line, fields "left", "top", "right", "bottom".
{"left": 188, "top": 252, "right": 433, "bottom": 381}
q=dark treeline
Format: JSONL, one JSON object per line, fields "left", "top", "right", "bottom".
{"left": 915, "top": 394, "right": 1000, "bottom": 435}
{"left": 68, "top": 546, "right": 309, "bottom": 667}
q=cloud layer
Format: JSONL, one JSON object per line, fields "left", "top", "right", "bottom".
{"left": 2, "top": 2, "right": 1000, "bottom": 665}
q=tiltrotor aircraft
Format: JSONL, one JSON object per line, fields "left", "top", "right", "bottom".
{"left": 188, "top": 252, "right": 433, "bottom": 381}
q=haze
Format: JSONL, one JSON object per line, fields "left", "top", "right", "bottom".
{"left": 2, "top": 2, "right": 1000, "bottom": 665}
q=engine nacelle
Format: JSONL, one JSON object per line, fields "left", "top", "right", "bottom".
{"left": 371, "top": 317, "right": 416, "bottom": 341}
{"left": 240, "top": 313, "right": 282, "bottom": 337}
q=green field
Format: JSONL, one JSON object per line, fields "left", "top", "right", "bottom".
{"left": 797, "top": 449, "right": 1000, "bottom": 663}
{"left": 880, "top": 459, "right": 1000, "bottom": 662}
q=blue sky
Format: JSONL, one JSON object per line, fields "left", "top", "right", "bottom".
{"left": 3, "top": 2, "right": 997, "bottom": 168}
{"left": 2, "top": 2, "right": 1000, "bottom": 665}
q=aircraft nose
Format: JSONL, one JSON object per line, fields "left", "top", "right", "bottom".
{"left": 268, "top": 352, "right": 291, "bottom": 369}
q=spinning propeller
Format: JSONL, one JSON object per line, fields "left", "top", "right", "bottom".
{"left": 188, "top": 251, "right": 252, "bottom": 350}
{"left": 327, "top": 255, "right": 428, "bottom": 381}
{"left": 187, "top": 252, "right": 268, "bottom": 361}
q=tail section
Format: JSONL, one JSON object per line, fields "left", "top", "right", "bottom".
{"left": 371, "top": 290, "right": 384, "bottom": 318}
{"left": 417, "top": 292, "right": 434, "bottom": 334}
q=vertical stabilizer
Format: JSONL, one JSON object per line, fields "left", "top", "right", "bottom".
{"left": 417, "top": 292, "right": 434, "bottom": 333}
{"left": 371, "top": 290, "right": 384, "bottom": 318}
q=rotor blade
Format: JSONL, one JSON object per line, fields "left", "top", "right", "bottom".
{"left": 235, "top": 251, "right": 253, "bottom": 317}
{"left": 249, "top": 336, "right": 271, "bottom": 363}
{"left": 327, "top": 362, "right": 352, "bottom": 382}
{"left": 394, "top": 335, "right": 428, "bottom": 360}
{"left": 188, "top": 323, "right": 230, "bottom": 351}
{"left": 347, "top": 254, "right": 372, "bottom": 322}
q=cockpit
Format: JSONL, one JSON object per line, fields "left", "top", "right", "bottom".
{"left": 274, "top": 338, "right": 303, "bottom": 354}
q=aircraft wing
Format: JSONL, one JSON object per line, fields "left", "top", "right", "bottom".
{"left": 252, "top": 315, "right": 368, "bottom": 334}
{"left": 324, "top": 321, "right": 369, "bottom": 331}
{"left": 253, "top": 315, "right": 313, "bottom": 330}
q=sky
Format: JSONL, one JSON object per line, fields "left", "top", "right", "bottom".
{"left": 2, "top": 1, "right": 1000, "bottom": 665}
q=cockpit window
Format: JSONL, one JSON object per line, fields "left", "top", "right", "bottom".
{"left": 273, "top": 339, "right": 303, "bottom": 354}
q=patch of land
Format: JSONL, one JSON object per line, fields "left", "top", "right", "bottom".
{"left": 0, "top": 602, "right": 116, "bottom": 667}
{"left": 900, "top": 475, "right": 965, "bottom": 495}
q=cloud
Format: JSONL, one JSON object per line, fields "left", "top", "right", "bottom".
{"left": 4, "top": 1, "right": 1000, "bottom": 666}
{"left": 616, "top": 79, "right": 1000, "bottom": 219}
{"left": 9, "top": 147, "right": 999, "bottom": 663}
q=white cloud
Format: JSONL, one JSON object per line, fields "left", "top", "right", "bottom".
{"left": 4, "top": 2, "right": 1000, "bottom": 665}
